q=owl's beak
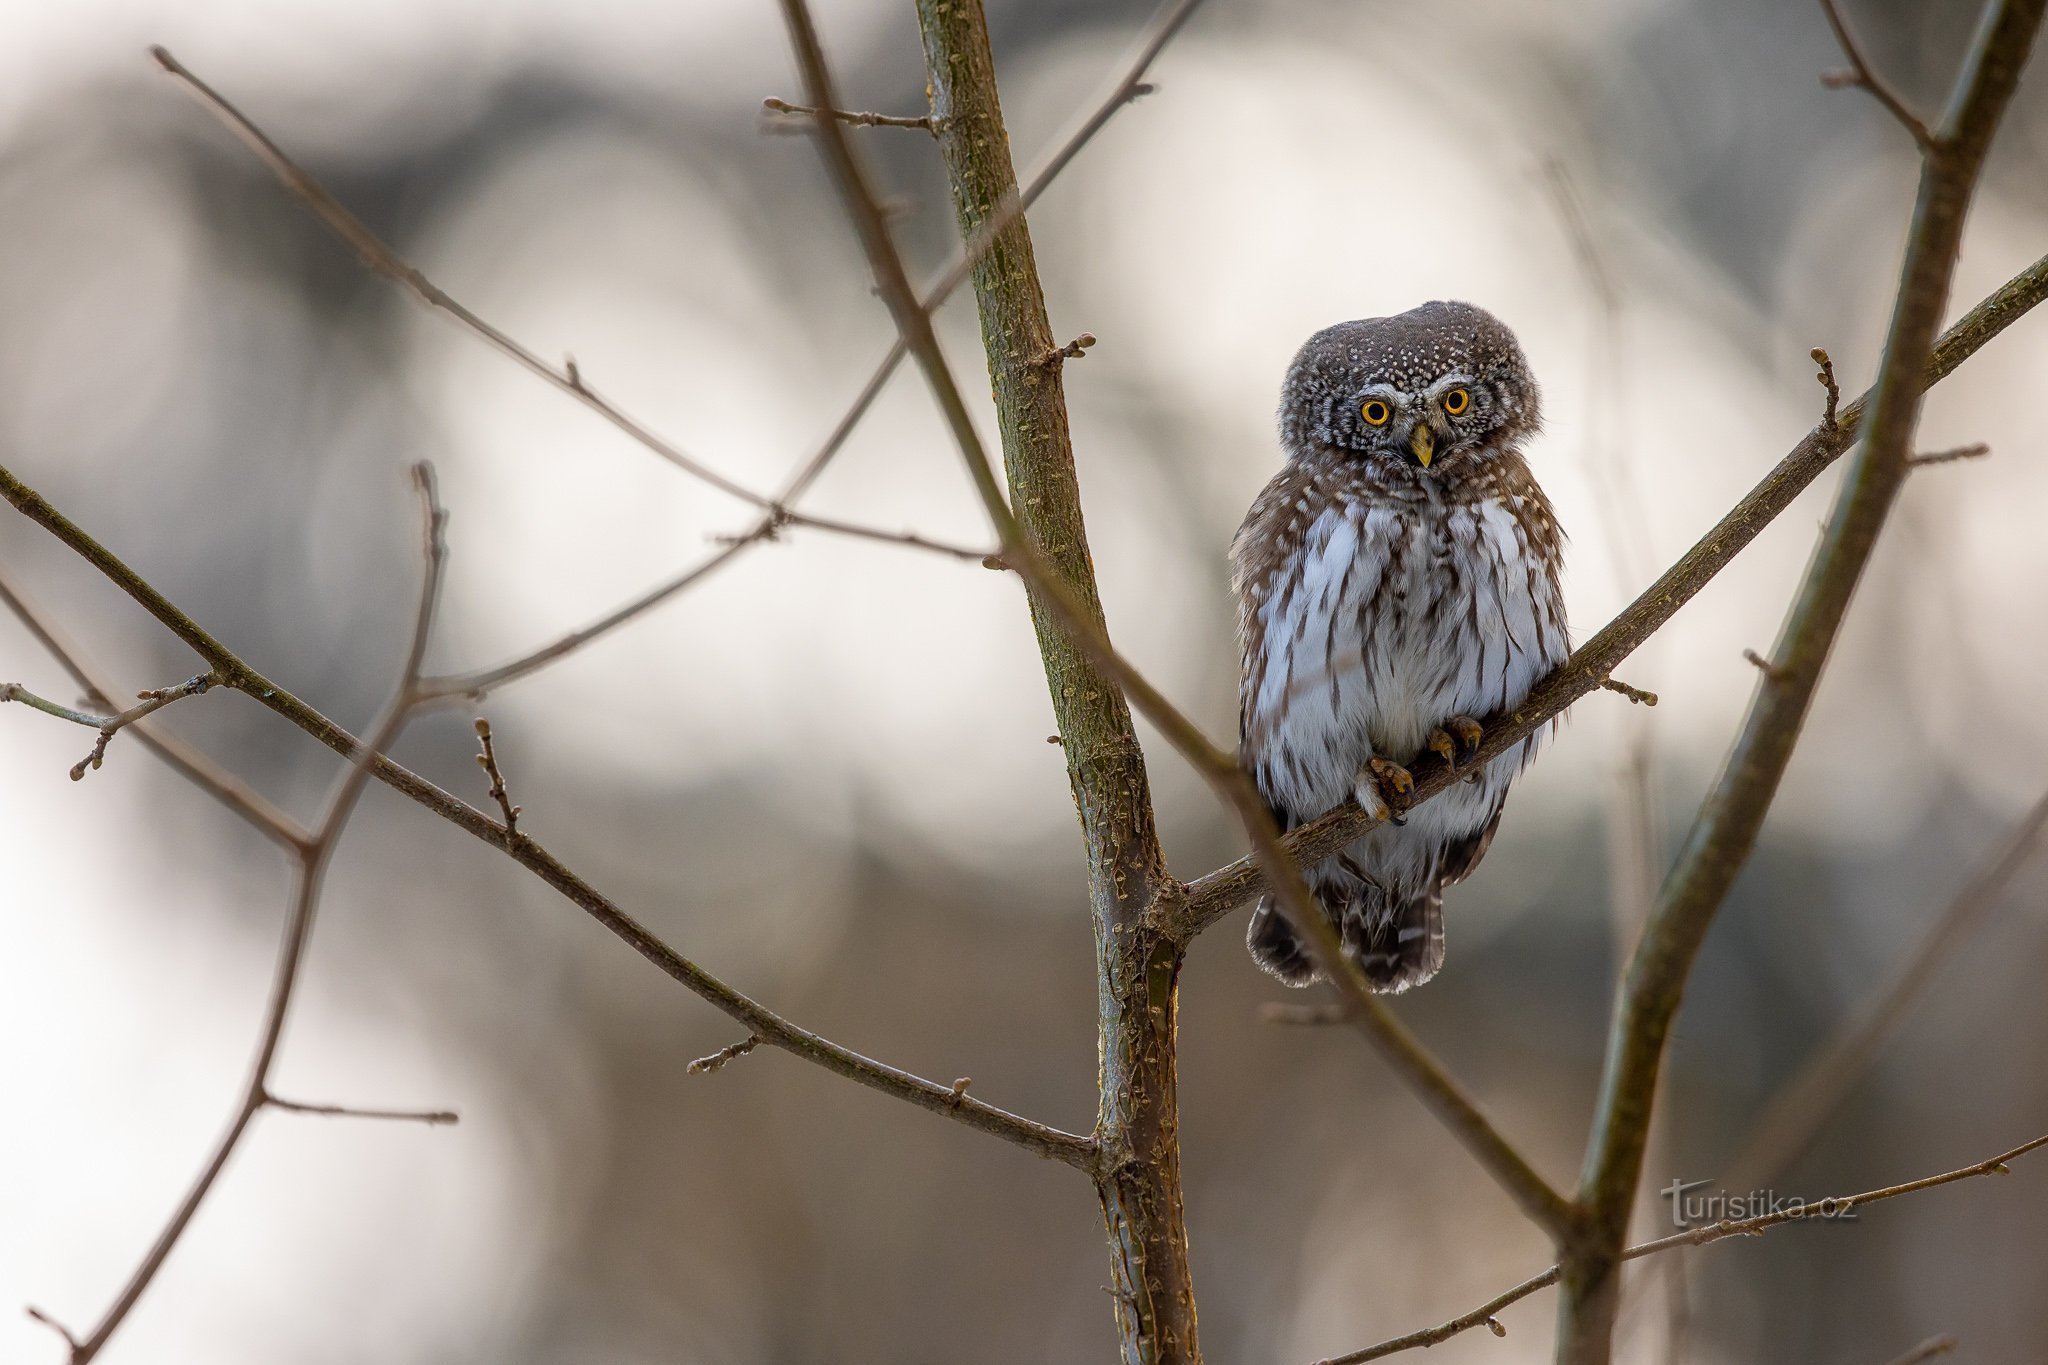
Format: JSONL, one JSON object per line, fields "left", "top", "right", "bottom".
{"left": 1408, "top": 423, "right": 1436, "bottom": 468}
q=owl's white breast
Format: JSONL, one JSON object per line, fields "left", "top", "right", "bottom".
{"left": 1246, "top": 485, "right": 1566, "bottom": 826}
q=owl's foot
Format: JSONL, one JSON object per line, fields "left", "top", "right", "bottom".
{"left": 1358, "top": 756, "right": 1415, "bottom": 826}
{"left": 1426, "top": 715, "right": 1485, "bottom": 770}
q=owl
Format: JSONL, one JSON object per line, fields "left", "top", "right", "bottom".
{"left": 1233, "top": 301, "right": 1568, "bottom": 993}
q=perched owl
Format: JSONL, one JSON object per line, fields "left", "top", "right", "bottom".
{"left": 1233, "top": 301, "right": 1568, "bottom": 993}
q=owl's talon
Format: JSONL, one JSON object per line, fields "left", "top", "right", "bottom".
{"left": 1360, "top": 757, "right": 1415, "bottom": 826}
{"left": 1435, "top": 714, "right": 1484, "bottom": 766}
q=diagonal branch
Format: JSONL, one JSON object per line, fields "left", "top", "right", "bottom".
{"left": 1560, "top": 5, "right": 2045, "bottom": 1359}
{"left": 1178, "top": 243, "right": 2048, "bottom": 939}
{"left": 1318, "top": 1131, "right": 2048, "bottom": 1364}
{"left": 0, "top": 460, "right": 1096, "bottom": 1170}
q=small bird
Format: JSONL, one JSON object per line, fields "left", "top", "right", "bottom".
{"left": 1233, "top": 301, "right": 1568, "bottom": 992}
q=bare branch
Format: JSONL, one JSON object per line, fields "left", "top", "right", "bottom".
{"left": 266, "top": 1096, "right": 460, "bottom": 1125}
{"left": 688, "top": 1036, "right": 763, "bottom": 1075}
{"left": 1561, "top": 7, "right": 2045, "bottom": 1358}
{"left": 0, "top": 462, "right": 1096, "bottom": 1170}
{"left": 1598, "top": 677, "right": 1658, "bottom": 706}
{"left": 762, "top": 96, "right": 935, "bottom": 132}
{"left": 64, "top": 462, "right": 451, "bottom": 1364}
{"left": 1813, "top": 346, "right": 1842, "bottom": 429}
{"left": 1, "top": 671, "right": 220, "bottom": 780}
{"left": 1819, "top": 0, "right": 1937, "bottom": 147}
{"left": 472, "top": 717, "right": 522, "bottom": 836}
{"left": 0, "top": 570, "right": 304, "bottom": 845}
{"left": 1320, "top": 1132, "right": 2048, "bottom": 1364}
{"left": 1908, "top": 441, "right": 1991, "bottom": 466}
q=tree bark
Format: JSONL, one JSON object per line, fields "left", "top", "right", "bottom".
{"left": 913, "top": 4, "right": 1200, "bottom": 1360}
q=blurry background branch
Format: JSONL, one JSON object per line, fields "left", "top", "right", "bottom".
{"left": 30, "top": 463, "right": 453, "bottom": 1365}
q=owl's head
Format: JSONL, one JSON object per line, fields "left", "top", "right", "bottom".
{"left": 1277, "top": 301, "right": 1540, "bottom": 481}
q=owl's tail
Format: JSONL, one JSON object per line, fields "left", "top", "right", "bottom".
{"left": 1246, "top": 882, "right": 1445, "bottom": 994}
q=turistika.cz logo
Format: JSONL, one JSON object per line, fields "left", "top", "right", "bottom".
{"left": 1660, "top": 1179, "right": 1859, "bottom": 1229}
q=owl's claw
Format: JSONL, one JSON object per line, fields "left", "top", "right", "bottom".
{"left": 1427, "top": 715, "right": 1485, "bottom": 770}
{"left": 1359, "top": 756, "right": 1415, "bottom": 826}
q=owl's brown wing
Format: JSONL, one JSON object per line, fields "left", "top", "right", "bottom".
{"left": 1230, "top": 463, "right": 1320, "bottom": 756}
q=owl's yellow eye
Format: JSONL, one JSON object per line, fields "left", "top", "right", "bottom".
{"left": 1361, "top": 400, "right": 1392, "bottom": 426}
{"left": 1442, "top": 387, "right": 1471, "bottom": 416}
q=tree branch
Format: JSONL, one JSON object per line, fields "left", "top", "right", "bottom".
{"left": 150, "top": 3, "right": 1191, "bottom": 706}
{"left": 1319, "top": 1132, "right": 2048, "bottom": 1364}
{"left": 0, "top": 461, "right": 1096, "bottom": 1170}
{"left": 1559, "top": 6, "right": 2044, "bottom": 1359}
{"left": 1819, "top": 0, "right": 1936, "bottom": 146}
{"left": 0, "top": 569, "right": 306, "bottom": 846}
{"left": 1, "top": 671, "right": 220, "bottom": 781}
{"left": 55, "top": 462, "right": 451, "bottom": 1365}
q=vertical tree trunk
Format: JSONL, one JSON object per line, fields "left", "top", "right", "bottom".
{"left": 913, "top": 4, "right": 1201, "bottom": 1360}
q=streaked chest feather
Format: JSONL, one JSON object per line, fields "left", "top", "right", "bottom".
{"left": 1243, "top": 487, "right": 1565, "bottom": 811}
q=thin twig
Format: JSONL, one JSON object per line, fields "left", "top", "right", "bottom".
{"left": 0, "top": 463, "right": 1097, "bottom": 1171}
{"left": 266, "top": 1096, "right": 460, "bottom": 1125}
{"left": 472, "top": 717, "right": 522, "bottom": 836}
{"left": 1819, "top": 0, "right": 1937, "bottom": 146}
{"left": 0, "top": 570, "right": 304, "bottom": 845}
{"left": 64, "top": 463, "right": 451, "bottom": 1365}
{"left": 1318, "top": 1132, "right": 2048, "bottom": 1363}
{"left": 688, "top": 1035, "right": 763, "bottom": 1075}
{"left": 2, "top": 672, "right": 220, "bottom": 780}
{"left": 762, "top": 96, "right": 935, "bottom": 132}
{"left": 1908, "top": 441, "right": 1990, "bottom": 466}
{"left": 1813, "top": 346, "right": 1842, "bottom": 430}
{"left": 1032, "top": 332, "right": 1097, "bottom": 366}
{"left": 1599, "top": 677, "right": 1658, "bottom": 706}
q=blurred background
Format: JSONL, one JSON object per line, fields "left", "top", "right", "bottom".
{"left": 4, "top": 0, "right": 2047, "bottom": 1361}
